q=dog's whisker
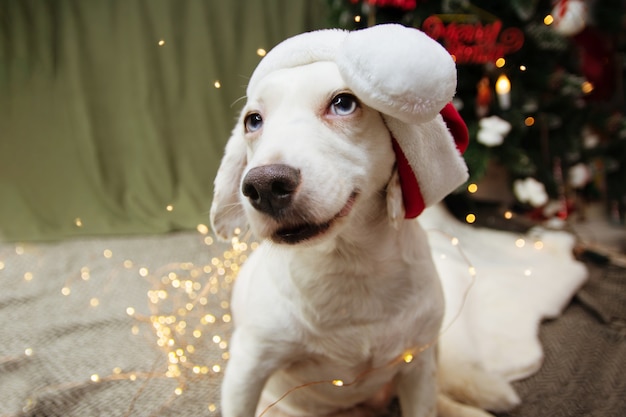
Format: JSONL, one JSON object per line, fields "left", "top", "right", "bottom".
{"left": 230, "top": 94, "right": 248, "bottom": 109}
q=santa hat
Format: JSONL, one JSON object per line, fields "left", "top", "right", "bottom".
{"left": 248, "top": 24, "right": 469, "bottom": 218}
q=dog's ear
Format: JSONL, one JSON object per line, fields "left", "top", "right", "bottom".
{"left": 386, "top": 168, "right": 405, "bottom": 230}
{"left": 210, "top": 121, "right": 248, "bottom": 240}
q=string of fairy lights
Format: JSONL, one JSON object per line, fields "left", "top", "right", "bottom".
{"left": 0, "top": 216, "right": 550, "bottom": 416}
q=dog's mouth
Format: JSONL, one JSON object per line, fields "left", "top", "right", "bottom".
{"left": 272, "top": 192, "right": 358, "bottom": 245}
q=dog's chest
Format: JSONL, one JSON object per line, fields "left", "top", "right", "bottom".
{"left": 303, "top": 312, "right": 421, "bottom": 371}
{"left": 288, "top": 253, "right": 441, "bottom": 366}
{"left": 232, "top": 235, "right": 443, "bottom": 365}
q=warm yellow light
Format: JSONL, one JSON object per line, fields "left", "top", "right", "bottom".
{"left": 354, "top": 15, "right": 361, "bottom": 23}
{"left": 504, "top": 211, "right": 513, "bottom": 219}
{"left": 332, "top": 379, "right": 344, "bottom": 387}
{"left": 544, "top": 15, "right": 554, "bottom": 25}
{"left": 525, "top": 116, "right": 535, "bottom": 126}
{"left": 519, "top": 65, "right": 527, "bottom": 71}
{"left": 467, "top": 183, "right": 478, "bottom": 193}
{"left": 515, "top": 238, "right": 526, "bottom": 248}
{"left": 90, "top": 298, "right": 100, "bottom": 307}
{"left": 465, "top": 213, "right": 476, "bottom": 224}
{"left": 126, "top": 307, "right": 135, "bottom": 316}
{"left": 103, "top": 249, "right": 113, "bottom": 259}
{"left": 256, "top": 48, "right": 267, "bottom": 57}
{"left": 158, "top": 39, "right": 166, "bottom": 46}
{"left": 166, "top": 204, "right": 174, "bottom": 212}
{"left": 495, "top": 58, "right": 506, "bottom": 68}
{"left": 403, "top": 353, "right": 414, "bottom": 363}
{"left": 581, "top": 81, "right": 594, "bottom": 94}
{"left": 495, "top": 74, "right": 511, "bottom": 94}
{"left": 534, "top": 241, "right": 544, "bottom": 250}
{"left": 495, "top": 74, "right": 511, "bottom": 109}
{"left": 74, "top": 217, "right": 83, "bottom": 227}
{"left": 90, "top": 374, "right": 100, "bottom": 382}
{"left": 213, "top": 81, "right": 221, "bottom": 89}
{"left": 61, "top": 287, "right": 71, "bottom": 296}
{"left": 197, "top": 224, "right": 209, "bottom": 234}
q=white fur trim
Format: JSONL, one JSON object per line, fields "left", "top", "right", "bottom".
{"left": 337, "top": 24, "right": 457, "bottom": 124}
{"left": 248, "top": 29, "right": 347, "bottom": 96}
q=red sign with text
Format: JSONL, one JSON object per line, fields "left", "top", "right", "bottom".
{"left": 422, "top": 16, "right": 524, "bottom": 64}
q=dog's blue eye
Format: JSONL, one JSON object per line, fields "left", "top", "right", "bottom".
{"left": 244, "top": 113, "right": 263, "bottom": 132}
{"left": 330, "top": 93, "right": 358, "bottom": 116}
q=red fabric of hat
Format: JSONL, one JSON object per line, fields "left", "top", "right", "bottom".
{"left": 393, "top": 103, "right": 469, "bottom": 218}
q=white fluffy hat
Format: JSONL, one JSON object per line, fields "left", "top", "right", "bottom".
{"left": 248, "top": 24, "right": 469, "bottom": 218}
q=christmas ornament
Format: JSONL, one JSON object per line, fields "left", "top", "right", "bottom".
{"left": 366, "top": 0, "right": 418, "bottom": 11}
{"left": 514, "top": 177, "right": 548, "bottom": 207}
{"left": 551, "top": 0, "right": 588, "bottom": 36}
{"left": 477, "top": 116, "right": 511, "bottom": 147}
{"left": 475, "top": 76, "right": 492, "bottom": 117}
{"left": 572, "top": 27, "right": 617, "bottom": 101}
{"left": 568, "top": 162, "right": 591, "bottom": 189}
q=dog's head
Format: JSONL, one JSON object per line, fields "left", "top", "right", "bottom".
{"left": 210, "top": 24, "right": 469, "bottom": 244}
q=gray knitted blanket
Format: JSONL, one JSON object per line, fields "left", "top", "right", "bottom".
{"left": 1, "top": 233, "right": 623, "bottom": 417}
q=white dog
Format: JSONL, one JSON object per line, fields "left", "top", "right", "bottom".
{"left": 211, "top": 25, "right": 518, "bottom": 417}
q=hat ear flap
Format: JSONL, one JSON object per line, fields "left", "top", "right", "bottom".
{"left": 385, "top": 115, "right": 469, "bottom": 218}
{"left": 210, "top": 120, "right": 249, "bottom": 240}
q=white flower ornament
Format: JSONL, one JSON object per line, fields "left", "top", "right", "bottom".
{"left": 477, "top": 115, "right": 512, "bottom": 147}
{"left": 513, "top": 177, "right": 548, "bottom": 207}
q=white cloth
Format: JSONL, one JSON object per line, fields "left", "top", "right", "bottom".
{"left": 421, "top": 204, "right": 588, "bottom": 381}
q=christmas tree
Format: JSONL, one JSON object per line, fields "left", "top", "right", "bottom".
{"left": 327, "top": 0, "right": 626, "bottom": 225}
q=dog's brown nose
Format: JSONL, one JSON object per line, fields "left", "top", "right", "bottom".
{"left": 242, "top": 164, "right": 301, "bottom": 218}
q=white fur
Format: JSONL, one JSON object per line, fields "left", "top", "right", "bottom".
{"left": 210, "top": 61, "right": 517, "bottom": 417}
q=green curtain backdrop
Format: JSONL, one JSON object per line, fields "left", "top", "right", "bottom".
{"left": 0, "top": 0, "right": 329, "bottom": 241}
